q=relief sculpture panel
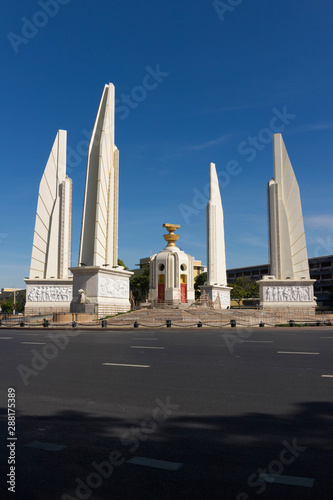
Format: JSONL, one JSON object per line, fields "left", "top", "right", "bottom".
{"left": 212, "top": 290, "right": 230, "bottom": 305}
{"left": 99, "top": 277, "right": 129, "bottom": 298}
{"left": 264, "top": 286, "right": 312, "bottom": 302}
{"left": 28, "top": 286, "right": 73, "bottom": 302}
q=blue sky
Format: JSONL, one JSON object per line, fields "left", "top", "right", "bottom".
{"left": 1, "top": 0, "right": 333, "bottom": 288}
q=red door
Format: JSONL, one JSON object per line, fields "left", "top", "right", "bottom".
{"left": 158, "top": 283, "right": 165, "bottom": 302}
{"left": 180, "top": 283, "right": 187, "bottom": 303}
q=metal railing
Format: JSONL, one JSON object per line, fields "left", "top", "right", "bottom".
{"left": 1, "top": 307, "right": 332, "bottom": 329}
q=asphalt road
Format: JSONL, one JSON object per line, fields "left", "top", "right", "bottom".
{"left": 0, "top": 326, "right": 332, "bottom": 500}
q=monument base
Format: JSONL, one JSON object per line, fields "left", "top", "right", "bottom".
{"left": 200, "top": 284, "right": 232, "bottom": 309}
{"left": 70, "top": 266, "right": 133, "bottom": 317}
{"left": 24, "top": 279, "right": 73, "bottom": 315}
{"left": 258, "top": 276, "right": 316, "bottom": 310}
{"left": 150, "top": 287, "right": 195, "bottom": 306}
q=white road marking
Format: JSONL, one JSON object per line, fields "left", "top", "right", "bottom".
{"left": 320, "top": 336, "right": 333, "bottom": 339}
{"left": 0, "top": 337, "right": 12, "bottom": 339}
{"left": 130, "top": 346, "right": 165, "bottom": 349}
{"left": 24, "top": 441, "right": 66, "bottom": 452}
{"left": 16, "top": 333, "right": 46, "bottom": 336}
{"left": 127, "top": 456, "right": 183, "bottom": 470}
{"left": 21, "top": 342, "right": 47, "bottom": 345}
{"left": 259, "top": 473, "right": 314, "bottom": 487}
{"left": 103, "top": 363, "right": 151, "bottom": 368}
{"left": 241, "top": 341, "right": 273, "bottom": 343}
{"left": 321, "top": 375, "right": 333, "bottom": 378}
{"left": 277, "top": 351, "right": 319, "bottom": 355}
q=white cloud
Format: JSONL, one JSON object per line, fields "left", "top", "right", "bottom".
{"left": 305, "top": 215, "right": 333, "bottom": 230}
{"left": 291, "top": 122, "right": 333, "bottom": 134}
{"left": 189, "top": 134, "right": 232, "bottom": 151}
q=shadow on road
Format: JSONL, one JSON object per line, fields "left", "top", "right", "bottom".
{"left": 0, "top": 402, "right": 332, "bottom": 499}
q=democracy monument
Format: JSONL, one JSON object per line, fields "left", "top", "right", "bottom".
{"left": 24, "top": 83, "right": 316, "bottom": 316}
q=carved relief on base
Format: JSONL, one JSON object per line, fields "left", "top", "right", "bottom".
{"left": 212, "top": 290, "right": 230, "bottom": 306}
{"left": 264, "top": 285, "right": 313, "bottom": 302}
{"left": 99, "top": 277, "right": 129, "bottom": 298}
{"left": 27, "top": 286, "right": 73, "bottom": 302}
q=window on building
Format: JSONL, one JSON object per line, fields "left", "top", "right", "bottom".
{"left": 310, "top": 262, "right": 319, "bottom": 269}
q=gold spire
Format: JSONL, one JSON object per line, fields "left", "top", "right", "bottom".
{"left": 163, "top": 223, "right": 180, "bottom": 247}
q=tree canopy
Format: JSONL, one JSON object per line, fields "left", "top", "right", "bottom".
{"left": 194, "top": 272, "right": 207, "bottom": 299}
{"left": 0, "top": 296, "right": 24, "bottom": 314}
{"left": 117, "top": 258, "right": 129, "bottom": 270}
{"left": 229, "top": 277, "right": 259, "bottom": 307}
{"left": 130, "top": 265, "right": 150, "bottom": 301}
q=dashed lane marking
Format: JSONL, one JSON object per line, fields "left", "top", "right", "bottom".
{"left": 103, "top": 363, "right": 151, "bottom": 368}
{"left": 130, "top": 346, "right": 165, "bottom": 349}
{"left": 24, "top": 441, "right": 67, "bottom": 452}
{"left": 21, "top": 342, "right": 47, "bottom": 345}
{"left": 259, "top": 473, "right": 314, "bottom": 487}
{"left": 127, "top": 456, "right": 183, "bottom": 470}
{"left": 277, "top": 351, "right": 319, "bottom": 355}
{"left": 241, "top": 341, "right": 273, "bottom": 343}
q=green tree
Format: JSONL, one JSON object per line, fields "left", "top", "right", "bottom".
{"left": 229, "top": 277, "right": 259, "bottom": 308}
{"left": 0, "top": 298, "right": 14, "bottom": 314}
{"left": 194, "top": 272, "right": 207, "bottom": 299}
{"left": 118, "top": 258, "right": 129, "bottom": 270}
{"left": 130, "top": 265, "right": 150, "bottom": 301}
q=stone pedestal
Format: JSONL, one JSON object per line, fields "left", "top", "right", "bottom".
{"left": 258, "top": 276, "right": 316, "bottom": 309}
{"left": 24, "top": 279, "right": 73, "bottom": 315}
{"left": 150, "top": 287, "right": 195, "bottom": 305}
{"left": 70, "top": 266, "right": 132, "bottom": 317}
{"left": 200, "top": 284, "right": 232, "bottom": 309}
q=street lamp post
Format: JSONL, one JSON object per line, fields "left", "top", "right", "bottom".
{"left": 13, "top": 289, "right": 17, "bottom": 315}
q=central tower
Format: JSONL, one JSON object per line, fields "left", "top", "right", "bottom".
{"left": 149, "top": 224, "right": 195, "bottom": 305}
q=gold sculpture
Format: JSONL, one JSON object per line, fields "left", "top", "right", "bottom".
{"left": 163, "top": 223, "right": 180, "bottom": 247}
